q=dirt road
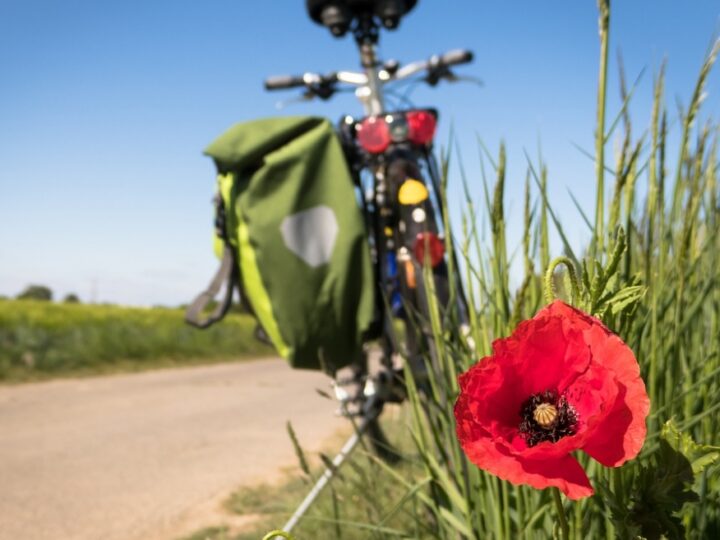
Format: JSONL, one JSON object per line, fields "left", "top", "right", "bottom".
{"left": 0, "top": 359, "right": 347, "bottom": 540}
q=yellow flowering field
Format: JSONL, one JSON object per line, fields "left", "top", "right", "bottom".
{"left": 0, "top": 299, "right": 272, "bottom": 381}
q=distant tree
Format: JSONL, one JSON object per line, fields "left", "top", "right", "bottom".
{"left": 63, "top": 293, "right": 81, "bottom": 304}
{"left": 17, "top": 285, "right": 53, "bottom": 301}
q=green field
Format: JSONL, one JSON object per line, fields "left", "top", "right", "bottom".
{"left": 0, "top": 299, "right": 273, "bottom": 382}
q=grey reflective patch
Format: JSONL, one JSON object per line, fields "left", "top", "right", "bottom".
{"left": 280, "top": 206, "right": 339, "bottom": 267}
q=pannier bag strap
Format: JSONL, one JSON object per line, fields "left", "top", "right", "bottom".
{"left": 185, "top": 245, "right": 237, "bottom": 329}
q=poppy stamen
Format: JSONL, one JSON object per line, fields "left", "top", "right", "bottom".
{"left": 518, "top": 389, "right": 578, "bottom": 447}
{"left": 533, "top": 403, "right": 558, "bottom": 428}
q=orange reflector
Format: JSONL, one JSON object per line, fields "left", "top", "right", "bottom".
{"left": 404, "top": 260, "right": 417, "bottom": 289}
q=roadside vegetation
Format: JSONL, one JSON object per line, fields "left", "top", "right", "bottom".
{"left": 186, "top": 2, "right": 720, "bottom": 539}
{"left": 0, "top": 299, "right": 272, "bottom": 382}
{"left": 179, "top": 411, "right": 421, "bottom": 540}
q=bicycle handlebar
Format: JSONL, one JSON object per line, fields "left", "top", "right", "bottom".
{"left": 439, "top": 48, "right": 473, "bottom": 67}
{"left": 264, "top": 74, "right": 307, "bottom": 90}
{"left": 264, "top": 48, "right": 474, "bottom": 93}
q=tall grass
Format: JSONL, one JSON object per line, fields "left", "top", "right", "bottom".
{"left": 0, "top": 299, "right": 271, "bottom": 381}
{"left": 264, "top": 1, "right": 720, "bottom": 538}
{"left": 400, "top": 3, "right": 720, "bottom": 537}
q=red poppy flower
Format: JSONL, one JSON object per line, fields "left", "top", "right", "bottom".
{"left": 454, "top": 300, "right": 649, "bottom": 499}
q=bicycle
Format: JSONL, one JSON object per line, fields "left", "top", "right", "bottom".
{"left": 264, "top": 1, "right": 475, "bottom": 533}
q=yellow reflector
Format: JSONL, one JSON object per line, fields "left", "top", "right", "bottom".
{"left": 384, "top": 227, "right": 393, "bottom": 237}
{"left": 398, "top": 179, "right": 429, "bottom": 205}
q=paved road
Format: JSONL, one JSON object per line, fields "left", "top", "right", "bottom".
{"left": 0, "top": 360, "right": 347, "bottom": 540}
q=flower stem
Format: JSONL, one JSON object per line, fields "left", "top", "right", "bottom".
{"left": 544, "top": 257, "right": 581, "bottom": 306}
{"left": 552, "top": 488, "right": 570, "bottom": 540}
{"left": 593, "top": 0, "right": 610, "bottom": 261}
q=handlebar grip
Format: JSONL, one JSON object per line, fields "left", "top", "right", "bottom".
{"left": 264, "top": 75, "right": 306, "bottom": 90}
{"left": 440, "top": 49, "right": 474, "bottom": 67}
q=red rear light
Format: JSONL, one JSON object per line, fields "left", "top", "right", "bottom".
{"left": 413, "top": 232, "right": 445, "bottom": 267}
{"left": 357, "top": 116, "right": 391, "bottom": 154}
{"left": 406, "top": 110, "right": 437, "bottom": 145}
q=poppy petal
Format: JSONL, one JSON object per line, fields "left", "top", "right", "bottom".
{"left": 459, "top": 433, "right": 593, "bottom": 500}
{"left": 494, "top": 305, "right": 592, "bottom": 398}
{"left": 581, "top": 325, "right": 649, "bottom": 465}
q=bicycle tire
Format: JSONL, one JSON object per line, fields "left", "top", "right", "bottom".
{"left": 350, "top": 152, "right": 461, "bottom": 464}
{"left": 385, "top": 154, "right": 452, "bottom": 380}
{"left": 353, "top": 152, "right": 455, "bottom": 465}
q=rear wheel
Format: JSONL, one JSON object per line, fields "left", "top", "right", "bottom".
{"left": 354, "top": 154, "right": 456, "bottom": 465}
{"left": 385, "top": 155, "right": 452, "bottom": 385}
{"left": 354, "top": 153, "right": 460, "bottom": 463}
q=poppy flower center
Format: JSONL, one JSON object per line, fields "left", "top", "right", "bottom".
{"left": 533, "top": 403, "right": 558, "bottom": 427}
{"left": 518, "top": 390, "right": 578, "bottom": 447}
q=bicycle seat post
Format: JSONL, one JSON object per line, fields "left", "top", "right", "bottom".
{"left": 354, "top": 13, "right": 385, "bottom": 115}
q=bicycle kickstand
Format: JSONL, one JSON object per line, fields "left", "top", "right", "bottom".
{"left": 271, "top": 396, "right": 382, "bottom": 538}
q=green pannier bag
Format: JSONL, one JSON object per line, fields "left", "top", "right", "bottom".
{"left": 186, "top": 116, "right": 375, "bottom": 372}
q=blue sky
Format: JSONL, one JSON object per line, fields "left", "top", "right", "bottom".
{"left": 1, "top": 1, "right": 718, "bottom": 306}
